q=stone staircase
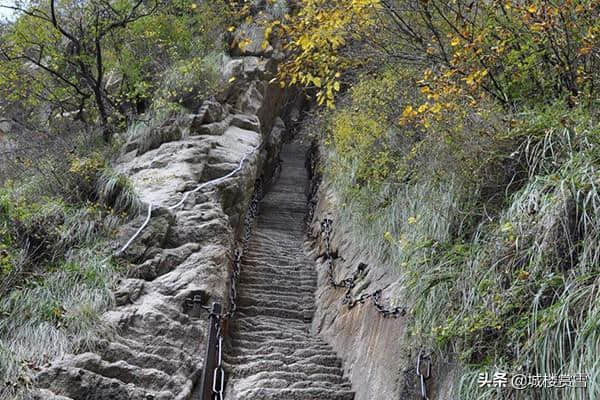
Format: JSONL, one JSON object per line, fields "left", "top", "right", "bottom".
{"left": 224, "top": 144, "right": 355, "bottom": 400}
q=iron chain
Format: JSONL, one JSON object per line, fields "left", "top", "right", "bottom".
{"left": 320, "top": 218, "right": 406, "bottom": 318}
{"left": 211, "top": 319, "right": 225, "bottom": 400}
{"left": 416, "top": 351, "right": 432, "bottom": 400}
{"left": 223, "top": 174, "right": 264, "bottom": 320}
{"left": 203, "top": 157, "right": 282, "bottom": 399}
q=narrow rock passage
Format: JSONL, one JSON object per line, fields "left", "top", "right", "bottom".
{"left": 224, "top": 144, "right": 354, "bottom": 400}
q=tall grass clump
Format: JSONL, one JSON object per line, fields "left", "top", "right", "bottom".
{"left": 123, "top": 52, "right": 222, "bottom": 155}
{"left": 0, "top": 248, "right": 118, "bottom": 398}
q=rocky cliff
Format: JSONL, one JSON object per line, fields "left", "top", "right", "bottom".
{"left": 30, "top": 27, "right": 301, "bottom": 400}
{"left": 306, "top": 144, "right": 458, "bottom": 400}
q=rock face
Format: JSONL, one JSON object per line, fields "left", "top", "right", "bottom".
{"left": 306, "top": 147, "right": 441, "bottom": 400}
{"left": 224, "top": 143, "right": 355, "bottom": 400}
{"left": 31, "top": 29, "right": 298, "bottom": 400}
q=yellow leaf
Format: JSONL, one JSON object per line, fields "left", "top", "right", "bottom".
{"left": 430, "top": 103, "right": 442, "bottom": 113}
{"left": 318, "top": 92, "right": 325, "bottom": 105}
{"left": 450, "top": 37, "right": 460, "bottom": 47}
{"left": 228, "top": 76, "right": 236, "bottom": 83}
{"left": 227, "top": 26, "right": 236, "bottom": 32}
{"left": 313, "top": 77, "right": 322, "bottom": 87}
{"left": 333, "top": 81, "right": 340, "bottom": 91}
{"left": 402, "top": 106, "right": 416, "bottom": 118}
{"left": 527, "top": 4, "right": 537, "bottom": 13}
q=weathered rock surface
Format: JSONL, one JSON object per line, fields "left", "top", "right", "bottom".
{"left": 307, "top": 147, "right": 423, "bottom": 400}
{"left": 224, "top": 143, "right": 355, "bottom": 400}
{"left": 31, "top": 36, "right": 293, "bottom": 400}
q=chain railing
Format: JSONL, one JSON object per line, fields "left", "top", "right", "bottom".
{"left": 417, "top": 350, "right": 432, "bottom": 400}
{"left": 321, "top": 217, "right": 436, "bottom": 398}
{"left": 320, "top": 218, "right": 406, "bottom": 318}
{"left": 187, "top": 157, "right": 281, "bottom": 400}
{"left": 106, "top": 143, "right": 263, "bottom": 264}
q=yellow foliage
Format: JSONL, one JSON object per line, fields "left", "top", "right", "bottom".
{"left": 271, "top": 0, "right": 381, "bottom": 108}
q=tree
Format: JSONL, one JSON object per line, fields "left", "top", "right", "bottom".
{"left": 266, "top": 0, "right": 382, "bottom": 108}
{"left": 0, "top": 0, "right": 165, "bottom": 141}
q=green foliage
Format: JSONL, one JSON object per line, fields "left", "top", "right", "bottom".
{"left": 151, "top": 53, "right": 222, "bottom": 111}
{"left": 112, "top": 1, "right": 228, "bottom": 109}
{"left": 0, "top": 0, "right": 230, "bottom": 136}
{"left": 324, "top": 57, "right": 600, "bottom": 398}
{"left": 327, "top": 68, "right": 411, "bottom": 193}
{"left": 271, "top": 0, "right": 381, "bottom": 107}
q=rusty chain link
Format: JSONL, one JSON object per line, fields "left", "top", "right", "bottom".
{"left": 417, "top": 350, "right": 432, "bottom": 400}
{"left": 320, "top": 218, "right": 406, "bottom": 318}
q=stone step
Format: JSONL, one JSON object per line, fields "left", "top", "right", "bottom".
{"left": 36, "top": 364, "right": 166, "bottom": 400}
{"left": 225, "top": 349, "right": 344, "bottom": 368}
{"left": 229, "top": 370, "right": 351, "bottom": 388}
{"left": 240, "top": 282, "right": 315, "bottom": 295}
{"left": 228, "top": 338, "right": 334, "bottom": 356}
{"left": 236, "top": 304, "right": 308, "bottom": 320}
{"left": 238, "top": 288, "right": 310, "bottom": 304}
{"left": 233, "top": 387, "right": 355, "bottom": 400}
{"left": 225, "top": 142, "right": 354, "bottom": 400}
{"left": 100, "top": 341, "right": 187, "bottom": 376}
{"left": 239, "top": 273, "right": 316, "bottom": 286}
{"left": 227, "top": 356, "right": 345, "bottom": 378}
{"left": 233, "top": 314, "right": 310, "bottom": 327}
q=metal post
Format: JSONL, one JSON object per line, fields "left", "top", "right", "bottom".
{"left": 199, "top": 302, "right": 222, "bottom": 400}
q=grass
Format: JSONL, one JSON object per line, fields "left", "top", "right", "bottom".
{"left": 97, "top": 168, "right": 143, "bottom": 215}
{"left": 0, "top": 247, "right": 117, "bottom": 398}
{"left": 0, "top": 149, "right": 135, "bottom": 399}
{"left": 322, "top": 73, "right": 600, "bottom": 398}
{"left": 123, "top": 51, "right": 222, "bottom": 155}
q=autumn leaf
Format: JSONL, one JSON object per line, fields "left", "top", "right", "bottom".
{"left": 402, "top": 105, "right": 415, "bottom": 118}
